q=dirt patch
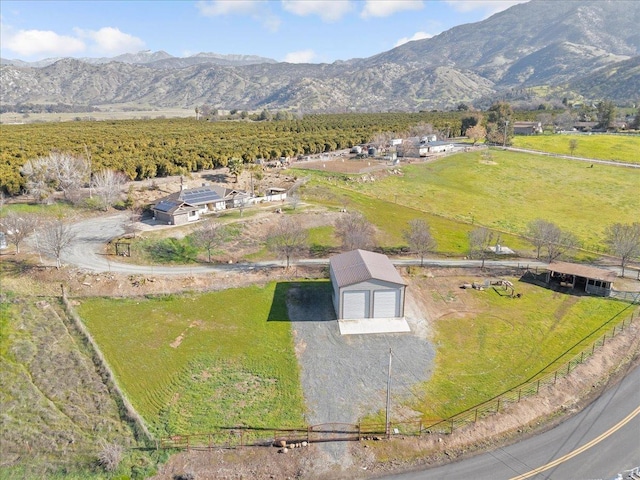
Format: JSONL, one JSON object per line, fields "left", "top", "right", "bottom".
{"left": 293, "top": 155, "right": 391, "bottom": 174}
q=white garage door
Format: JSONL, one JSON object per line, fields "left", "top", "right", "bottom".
{"left": 373, "top": 290, "right": 398, "bottom": 318}
{"left": 342, "top": 291, "right": 368, "bottom": 319}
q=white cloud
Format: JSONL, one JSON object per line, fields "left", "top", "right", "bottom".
{"left": 197, "top": 0, "right": 264, "bottom": 16}
{"left": 197, "top": 0, "right": 280, "bottom": 31}
{"left": 281, "top": 0, "right": 354, "bottom": 22}
{"left": 3, "top": 27, "right": 85, "bottom": 57}
{"left": 75, "top": 27, "right": 145, "bottom": 55}
{"left": 445, "top": 0, "right": 529, "bottom": 16}
{"left": 361, "top": 0, "right": 423, "bottom": 18}
{"left": 283, "top": 49, "right": 316, "bottom": 63}
{"left": 394, "top": 31, "right": 433, "bottom": 47}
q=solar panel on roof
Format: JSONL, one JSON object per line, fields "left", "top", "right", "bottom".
{"left": 154, "top": 200, "right": 178, "bottom": 212}
{"left": 180, "top": 188, "right": 223, "bottom": 204}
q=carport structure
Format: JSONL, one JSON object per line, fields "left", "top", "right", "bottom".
{"left": 547, "top": 261, "right": 616, "bottom": 297}
{"left": 330, "top": 249, "right": 407, "bottom": 321}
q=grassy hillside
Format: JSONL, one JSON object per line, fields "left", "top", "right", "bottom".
{"left": 512, "top": 134, "right": 640, "bottom": 164}
{"left": 77, "top": 283, "right": 306, "bottom": 437}
{"left": 0, "top": 292, "right": 164, "bottom": 479}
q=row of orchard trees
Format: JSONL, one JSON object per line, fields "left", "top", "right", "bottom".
{"left": 2, "top": 111, "right": 540, "bottom": 196}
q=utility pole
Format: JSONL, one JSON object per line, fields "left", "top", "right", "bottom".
{"left": 385, "top": 348, "right": 392, "bottom": 439}
{"left": 503, "top": 120, "right": 509, "bottom": 148}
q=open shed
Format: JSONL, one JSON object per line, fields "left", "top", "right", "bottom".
{"left": 547, "top": 262, "right": 616, "bottom": 297}
{"left": 330, "top": 249, "right": 407, "bottom": 320}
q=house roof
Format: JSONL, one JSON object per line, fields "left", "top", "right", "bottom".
{"left": 175, "top": 186, "right": 224, "bottom": 205}
{"left": 548, "top": 262, "right": 616, "bottom": 283}
{"left": 330, "top": 249, "right": 406, "bottom": 288}
{"left": 155, "top": 185, "right": 247, "bottom": 208}
{"left": 152, "top": 199, "right": 198, "bottom": 215}
{"left": 513, "top": 121, "right": 541, "bottom": 127}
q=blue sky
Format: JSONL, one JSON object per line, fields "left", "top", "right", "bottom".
{"left": 1, "top": 0, "right": 528, "bottom": 63}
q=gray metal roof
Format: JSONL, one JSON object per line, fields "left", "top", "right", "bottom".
{"left": 330, "top": 249, "right": 406, "bottom": 288}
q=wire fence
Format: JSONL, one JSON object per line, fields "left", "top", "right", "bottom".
{"left": 159, "top": 308, "right": 638, "bottom": 450}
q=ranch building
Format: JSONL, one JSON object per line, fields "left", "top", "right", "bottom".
{"left": 152, "top": 185, "right": 249, "bottom": 225}
{"left": 330, "top": 249, "right": 407, "bottom": 320}
{"left": 513, "top": 121, "right": 543, "bottom": 135}
{"left": 546, "top": 262, "right": 616, "bottom": 297}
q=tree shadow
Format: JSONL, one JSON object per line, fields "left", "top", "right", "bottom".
{"left": 268, "top": 280, "right": 336, "bottom": 322}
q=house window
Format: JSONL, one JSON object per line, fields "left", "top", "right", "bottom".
{"left": 189, "top": 211, "right": 197, "bottom": 217}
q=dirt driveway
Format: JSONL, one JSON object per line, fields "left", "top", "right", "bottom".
{"left": 287, "top": 282, "right": 435, "bottom": 470}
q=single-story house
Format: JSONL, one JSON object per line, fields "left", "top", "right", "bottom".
{"left": 546, "top": 262, "right": 616, "bottom": 297}
{"left": 513, "top": 121, "right": 543, "bottom": 135}
{"left": 419, "top": 141, "right": 454, "bottom": 156}
{"left": 330, "top": 249, "right": 407, "bottom": 320}
{"left": 152, "top": 185, "right": 249, "bottom": 225}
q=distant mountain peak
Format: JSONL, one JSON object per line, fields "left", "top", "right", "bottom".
{"left": 1, "top": 1, "right": 638, "bottom": 112}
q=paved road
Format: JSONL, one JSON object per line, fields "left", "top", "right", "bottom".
{"left": 58, "top": 214, "right": 550, "bottom": 275}
{"left": 381, "top": 361, "right": 640, "bottom": 480}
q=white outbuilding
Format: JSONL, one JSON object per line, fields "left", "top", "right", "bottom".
{"left": 329, "top": 249, "right": 407, "bottom": 320}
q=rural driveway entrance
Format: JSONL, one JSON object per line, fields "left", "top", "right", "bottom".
{"left": 286, "top": 283, "right": 435, "bottom": 467}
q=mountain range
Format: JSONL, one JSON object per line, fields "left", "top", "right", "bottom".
{"left": 1, "top": 0, "right": 638, "bottom": 113}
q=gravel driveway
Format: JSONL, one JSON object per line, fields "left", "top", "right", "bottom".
{"left": 287, "top": 282, "right": 435, "bottom": 466}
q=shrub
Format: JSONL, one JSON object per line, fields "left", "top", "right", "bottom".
{"left": 97, "top": 441, "right": 124, "bottom": 472}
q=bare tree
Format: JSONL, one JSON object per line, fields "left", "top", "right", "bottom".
{"left": 192, "top": 219, "right": 227, "bottom": 263}
{"left": 123, "top": 206, "right": 143, "bottom": 238}
{"left": 604, "top": 222, "right": 640, "bottom": 277}
{"left": 20, "top": 157, "right": 54, "bottom": 203}
{"left": 568, "top": 139, "right": 578, "bottom": 155}
{"left": 288, "top": 191, "right": 301, "bottom": 210}
{"left": 49, "top": 152, "right": 90, "bottom": 201}
{"left": 334, "top": 211, "right": 376, "bottom": 251}
{"left": 545, "top": 228, "right": 579, "bottom": 263}
{"left": 0, "top": 212, "right": 40, "bottom": 254}
{"left": 408, "top": 123, "right": 435, "bottom": 138}
{"left": 468, "top": 227, "right": 494, "bottom": 268}
{"left": 527, "top": 219, "right": 556, "bottom": 259}
{"left": 20, "top": 152, "right": 89, "bottom": 203}
{"left": 466, "top": 124, "right": 486, "bottom": 145}
{"left": 92, "top": 170, "right": 126, "bottom": 211}
{"left": 403, "top": 219, "right": 437, "bottom": 266}
{"left": 36, "top": 219, "right": 77, "bottom": 268}
{"left": 266, "top": 216, "right": 307, "bottom": 268}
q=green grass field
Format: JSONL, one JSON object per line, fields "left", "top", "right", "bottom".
{"left": 77, "top": 283, "right": 305, "bottom": 437}
{"left": 512, "top": 133, "right": 640, "bottom": 164}
{"left": 418, "top": 282, "right": 632, "bottom": 419}
{"left": 298, "top": 150, "right": 639, "bottom": 253}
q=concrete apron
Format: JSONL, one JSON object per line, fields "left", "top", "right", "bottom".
{"left": 338, "top": 317, "right": 410, "bottom": 335}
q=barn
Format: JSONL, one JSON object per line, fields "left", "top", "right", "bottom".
{"left": 330, "top": 249, "right": 407, "bottom": 320}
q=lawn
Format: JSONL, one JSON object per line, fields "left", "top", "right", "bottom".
{"left": 512, "top": 133, "right": 640, "bottom": 164}
{"left": 416, "top": 280, "right": 633, "bottom": 419}
{"left": 77, "top": 283, "right": 305, "bottom": 437}
{"left": 299, "top": 150, "right": 639, "bottom": 252}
